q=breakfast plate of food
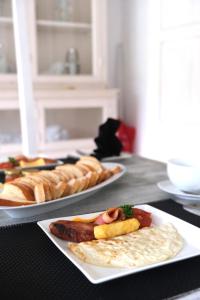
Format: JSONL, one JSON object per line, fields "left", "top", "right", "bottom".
{"left": 38, "top": 204, "right": 200, "bottom": 284}
{"left": 0, "top": 156, "right": 126, "bottom": 218}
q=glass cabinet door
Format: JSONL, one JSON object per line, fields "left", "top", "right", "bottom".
{"left": 35, "top": 0, "right": 92, "bottom": 76}
{"left": 0, "top": 0, "right": 16, "bottom": 74}
{"left": 44, "top": 107, "right": 102, "bottom": 143}
{"left": 0, "top": 107, "right": 22, "bottom": 157}
{"left": 0, "top": 109, "right": 21, "bottom": 145}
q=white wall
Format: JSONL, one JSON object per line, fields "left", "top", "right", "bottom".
{"left": 122, "top": 0, "right": 148, "bottom": 154}
{"left": 107, "top": 0, "right": 149, "bottom": 155}
{"left": 106, "top": 0, "right": 124, "bottom": 117}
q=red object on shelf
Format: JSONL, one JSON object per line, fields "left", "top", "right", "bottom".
{"left": 116, "top": 121, "right": 136, "bottom": 153}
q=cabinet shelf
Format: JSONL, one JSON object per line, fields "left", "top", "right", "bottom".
{"left": 37, "top": 20, "right": 91, "bottom": 31}
{"left": 0, "top": 17, "right": 12, "bottom": 25}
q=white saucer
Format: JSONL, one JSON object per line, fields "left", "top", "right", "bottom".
{"left": 157, "top": 180, "right": 200, "bottom": 205}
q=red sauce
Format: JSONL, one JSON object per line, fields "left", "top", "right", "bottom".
{"left": 133, "top": 208, "right": 152, "bottom": 228}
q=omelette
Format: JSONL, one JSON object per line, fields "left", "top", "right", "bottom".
{"left": 68, "top": 223, "right": 183, "bottom": 268}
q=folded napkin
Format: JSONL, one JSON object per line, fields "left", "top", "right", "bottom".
{"left": 92, "top": 118, "right": 123, "bottom": 160}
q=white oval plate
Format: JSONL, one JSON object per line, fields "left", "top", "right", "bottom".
{"left": 157, "top": 180, "right": 200, "bottom": 205}
{"left": 0, "top": 162, "right": 126, "bottom": 218}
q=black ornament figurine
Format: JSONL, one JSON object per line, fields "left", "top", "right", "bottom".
{"left": 92, "top": 118, "right": 123, "bottom": 160}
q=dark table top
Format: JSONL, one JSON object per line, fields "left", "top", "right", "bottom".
{"left": 0, "top": 199, "right": 199, "bottom": 300}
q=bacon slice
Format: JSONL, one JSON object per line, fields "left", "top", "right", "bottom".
{"left": 94, "top": 207, "right": 125, "bottom": 225}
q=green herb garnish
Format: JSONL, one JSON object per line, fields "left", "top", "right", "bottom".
{"left": 8, "top": 157, "right": 18, "bottom": 166}
{"left": 119, "top": 204, "right": 133, "bottom": 218}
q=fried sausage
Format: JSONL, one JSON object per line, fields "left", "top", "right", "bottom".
{"left": 49, "top": 220, "right": 95, "bottom": 243}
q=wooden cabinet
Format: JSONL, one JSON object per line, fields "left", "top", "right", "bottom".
{"left": 36, "top": 89, "right": 118, "bottom": 158}
{"left": 0, "top": 0, "right": 16, "bottom": 76}
{"left": 0, "top": 0, "right": 118, "bottom": 157}
{"left": 32, "top": 0, "right": 107, "bottom": 84}
{"left": 0, "top": 99, "right": 21, "bottom": 157}
{"left": 0, "top": 89, "right": 118, "bottom": 157}
{"left": 0, "top": 0, "right": 108, "bottom": 84}
{"left": 35, "top": 0, "right": 93, "bottom": 76}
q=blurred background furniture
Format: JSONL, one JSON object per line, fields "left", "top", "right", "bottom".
{"left": 0, "top": 0, "right": 118, "bottom": 157}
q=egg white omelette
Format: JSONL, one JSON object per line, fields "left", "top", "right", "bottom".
{"left": 68, "top": 223, "right": 183, "bottom": 268}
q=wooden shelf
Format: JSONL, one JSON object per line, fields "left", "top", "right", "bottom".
{"left": 37, "top": 20, "right": 91, "bottom": 30}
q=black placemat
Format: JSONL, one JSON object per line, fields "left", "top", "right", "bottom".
{"left": 0, "top": 200, "right": 199, "bottom": 300}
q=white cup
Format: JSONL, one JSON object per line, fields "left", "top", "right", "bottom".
{"left": 167, "top": 158, "right": 200, "bottom": 194}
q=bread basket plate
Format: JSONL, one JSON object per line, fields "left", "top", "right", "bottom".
{"left": 0, "top": 162, "right": 126, "bottom": 218}
{"left": 37, "top": 204, "right": 200, "bottom": 284}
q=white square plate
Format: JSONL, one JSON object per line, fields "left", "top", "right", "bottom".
{"left": 37, "top": 204, "right": 200, "bottom": 284}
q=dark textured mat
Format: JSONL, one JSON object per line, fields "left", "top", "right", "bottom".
{"left": 0, "top": 200, "right": 199, "bottom": 300}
